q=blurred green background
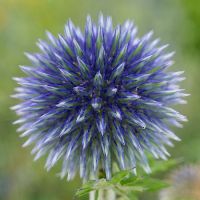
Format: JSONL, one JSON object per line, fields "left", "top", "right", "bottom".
{"left": 0, "top": 0, "right": 200, "bottom": 199}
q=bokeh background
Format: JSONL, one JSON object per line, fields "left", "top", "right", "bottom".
{"left": 0, "top": 0, "right": 200, "bottom": 199}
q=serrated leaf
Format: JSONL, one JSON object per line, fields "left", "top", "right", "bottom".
{"left": 75, "top": 166, "right": 171, "bottom": 199}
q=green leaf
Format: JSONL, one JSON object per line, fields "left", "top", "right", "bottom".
{"left": 76, "top": 181, "right": 95, "bottom": 197}
{"left": 143, "top": 178, "right": 170, "bottom": 191}
{"left": 110, "top": 170, "right": 130, "bottom": 184}
{"left": 150, "top": 158, "right": 182, "bottom": 175}
{"left": 75, "top": 159, "right": 175, "bottom": 199}
{"left": 120, "top": 175, "right": 139, "bottom": 186}
{"left": 132, "top": 177, "right": 169, "bottom": 192}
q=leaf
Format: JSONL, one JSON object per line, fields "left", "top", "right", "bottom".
{"left": 131, "top": 177, "right": 169, "bottom": 192}
{"left": 75, "top": 163, "right": 172, "bottom": 199}
{"left": 76, "top": 181, "right": 95, "bottom": 197}
{"left": 110, "top": 170, "right": 130, "bottom": 184}
{"left": 127, "top": 192, "right": 139, "bottom": 200}
{"left": 143, "top": 178, "right": 170, "bottom": 191}
{"left": 150, "top": 158, "right": 182, "bottom": 175}
{"left": 120, "top": 175, "right": 138, "bottom": 186}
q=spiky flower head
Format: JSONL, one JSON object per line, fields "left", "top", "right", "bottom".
{"left": 160, "top": 165, "right": 200, "bottom": 200}
{"left": 12, "top": 15, "right": 188, "bottom": 181}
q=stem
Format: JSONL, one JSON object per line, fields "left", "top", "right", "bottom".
{"left": 89, "top": 189, "right": 116, "bottom": 200}
{"left": 89, "top": 190, "right": 96, "bottom": 200}
{"left": 89, "top": 168, "right": 116, "bottom": 200}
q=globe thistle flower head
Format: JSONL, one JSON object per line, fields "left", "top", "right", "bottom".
{"left": 160, "top": 165, "right": 200, "bottom": 200}
{"left": 12, "top": 15, "right": 188, "bottom": 181}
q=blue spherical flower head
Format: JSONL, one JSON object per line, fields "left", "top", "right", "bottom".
{"left": 12, "top": 15, "right": 188, "bottom": 181}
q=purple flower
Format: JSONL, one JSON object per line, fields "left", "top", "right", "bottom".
{"left": 12, "top": 15, "right": 188, "bottom": 181}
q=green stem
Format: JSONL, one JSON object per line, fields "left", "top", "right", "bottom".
{"left": 89, "top": 191, "right": 96, "bottom": 200}
{"left": 89, "top": 189, "right": 116, "bottom": 200}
